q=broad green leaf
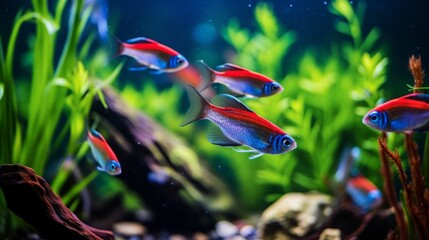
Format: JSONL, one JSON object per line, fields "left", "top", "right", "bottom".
{"left": 30, "top": 12, "right": 59, "bottom": 34}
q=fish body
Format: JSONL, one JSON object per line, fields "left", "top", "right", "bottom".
{"left": 181, "top": 85, "right": 296, "bottom": 159}
{"left": 346, "top": 171, "right": 383, "bottom": 212}
{"left": 332, "top": 147, "right": 382, "bottom": 212}
{"left": 196, "top": 60, "right": 283, "bottom": 97}
{"left": 115, "top": 36, "right": 189, "bottom": 74}
{"left": 362, "top": 93, "right": 429, "bottom": 132}
{"left": 87, "top": 129, "right": 122, "bottom": 175}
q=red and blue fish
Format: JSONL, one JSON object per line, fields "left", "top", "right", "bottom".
{"left": 363, "top": 93, "right": 429, "bottom": 132}
{"left": 113, "top": 36, "right": 189, "bottom": 74}
{"left": 346, "top": 170, "right": 383, "bottom": 212}
{"left": 196, "top": 60, "right": 283, "bottom": 98}
{"left": 181, "top": 85, "right": 296, "bottom": 159}
{"left": 333, "top": 147, "right": 382, "bottom": 212}
{"left": 87, "top": 129, "right": 122, "bottom": 175}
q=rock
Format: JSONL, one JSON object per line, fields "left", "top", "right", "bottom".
{"left": 318, "top": 228, "right": 341, "bottom": 240}
{"left": 192, "top": 232, "right": 210, "bottom": 240}
{"left": 257, "top": 192, "right": 333, "bottom": 240}
{"left": 112, "top": 221, "right": 146, "bottom": 239}
{"left": 0, "top": 164, "right": 114, "bottom": 240}
{"left": 239, "top": 225, "right": 256, "bottom": 239}
{"left": 302, "top": 203, "right": 397, "bottom": 240}
{"left": 215, "top": 220, "right": 238, "bottom": 238}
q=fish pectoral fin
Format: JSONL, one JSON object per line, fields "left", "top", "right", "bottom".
{"left": 207, "top": 125, "right": 241, "bottom": 146}
{"left": 232, "top": 148, "right": 258, "bottom": 153}
{"left": 249, "top": 152, "right": 264, "bottom": 160}
{"left": 97, "top": 166, "right": 106, "bottom": 172}
{"left": 232, "top": 148, "right": 264, "bottom": 159}
{"left": 129, "top": 66, "right": 149, "bottom": 71}
{"left": 149, "top": 69, "right": 165, "bottom": 75}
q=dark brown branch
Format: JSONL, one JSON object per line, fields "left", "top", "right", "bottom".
{"left": 378, "top": 133, "right": 407, "bottom": 240}
{"left": 0, "top": 164, "right": 114, "bottom": 240}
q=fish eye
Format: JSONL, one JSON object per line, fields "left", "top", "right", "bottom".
{"left": 271, "top": 84, "right": 280, "bottom": 91}
{"left": 177, "top": 57, "right": 184, "bottom": 64}
{"left": 282, "top": 137, "right": 292, "bottom": 148}
{"left": 369, "top": 112, "right": 380, "bottom": 123}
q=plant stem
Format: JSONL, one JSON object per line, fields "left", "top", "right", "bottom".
{"left": 423, "top": 133, "right": 429, "bottom": 187}
{"left": 378, "top": 133, "right": 407, "bottom": 240}
{"left": 404, "top": 133, "right": 429, "bottom": 239}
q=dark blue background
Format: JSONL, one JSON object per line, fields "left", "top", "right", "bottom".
{"left": 1, "top": 0, "right": 428, "bottom": 96}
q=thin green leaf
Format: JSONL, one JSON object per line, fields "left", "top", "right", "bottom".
{"left": 96, "top": 90, "right": 108, "bottom": 109}
{"left": 0, "top": 83, "right": 3, "bottom": 101}
{"left": 69, "top": 198, "right": 80, "bottom": 212}
{"left": 51, "top": 77, "right": 71, "bottom": 89}
{"left": 97, "top": 62, "right": 124, "bottom": 88}
{"left": 62, "top": 171, "right": 98, "bottom": 206}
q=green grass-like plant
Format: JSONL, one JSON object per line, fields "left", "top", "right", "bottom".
{"left": 222, "top": 0, "right": 388, "bottom": 200}
{"left": 0, "top": 0, "right": 121, "bottom": 235}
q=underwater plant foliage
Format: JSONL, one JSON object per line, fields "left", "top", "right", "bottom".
{"left": 0, "top": 0, "right": 122, "bottom": 235}
{"left": 222, "top": 0, "right": 388, "bottom": 203}
{"left": 119, "top": 0, "right": 389, "bottom": 212}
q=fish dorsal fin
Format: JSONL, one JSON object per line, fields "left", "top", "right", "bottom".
{"left": 216, "top": 63, "right": 246, "bottom": 72}
{"left": 126, "top": 37, "right": 156, "bottom": 44}
{"left": 401, "top": 93, "right": 429, "bottom": 103}
{"left": 90, "top": 128, "right": 104, "bottom": 141}
{"left": 207, "top": 124, "right": 241, "bottom": 146}
{"left": 211, "top": 94, "right": 254, "bottom": 112}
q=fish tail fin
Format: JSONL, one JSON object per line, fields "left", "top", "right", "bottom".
{"left": 107, "top": 32, "right": 124, "bottom": 59}
{"left": 180, "top": 85, "right": 210, "bottom": 127}
{"left": 195, "top": 60, "right": 216, "bottom": 91}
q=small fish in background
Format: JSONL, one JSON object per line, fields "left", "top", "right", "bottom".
{"left": 84, "top": 0, "right": 109, "bottom": 41}
{"left": 147, "top": 171, "right": 170, "bottom": 184}
{"left": 145, "top": 158, "right": 170, "bottom": 185}
{"left": 346, "top": 170, "right": 383, "bottom": 213}
{"left": 196, "top": 60, "right": 283, "bottom": 98}
{"left": 111, "top": 36, "right": 189, "bottom": 74}
{"left": 181, "top": 85, "right": 296, "bottom": 159}
{"left": 333, "top": 146, "right": 383, "bottom": 212}
{"left": 362, "top": 93, "right": 429, "bottom": 132}
{"left": 87, "top": 128, "right": 122, "bottom": 175}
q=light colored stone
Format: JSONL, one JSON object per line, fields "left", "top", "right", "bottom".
{"left": 258, "top": 192, "right": 333, "bottom": 240}
{"left": 318, "top": 228, "right": 341, "bottom": 240}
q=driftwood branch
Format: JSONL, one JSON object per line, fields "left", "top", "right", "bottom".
{"left": 0, "top": 164, "right": 114, "bottom": 240}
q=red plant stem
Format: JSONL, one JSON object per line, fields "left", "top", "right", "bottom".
{"left": 404, "top": 133, "right": 429, "bottom": 239}
{"left": 378, "top": 133, "right": 407, "bottom": 240}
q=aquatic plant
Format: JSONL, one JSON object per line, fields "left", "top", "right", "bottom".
{"left": 118, "top": 0, "right": 388, "bottom": 212}
{"left": 223, "top": 0, "right": 387, "bottom": 201}
{"left": 0, "top": 0, "right": 121, "bottom": 235}
{"left": 377, "top": 56, "right": 429, "bottom": 240}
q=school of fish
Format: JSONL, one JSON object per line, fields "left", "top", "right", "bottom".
{"left": 84, "top": 2, "right": 428, "bottom": 214}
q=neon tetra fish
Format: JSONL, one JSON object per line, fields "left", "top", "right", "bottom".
{"left": 87, "top": 129, "right": 122, "bottom": 175}
{"left": 363, "top": 93, "right": 429, "bottom": 132}
{"left": 181, "top": 85, "right": 296, "bottom": 159}
{"left": 113, "top": 36, "right": 189, "bottom": 74}
{"left": 332, "top": 147, "right": 382, "bottom": 212}
{"left": 196, "top": 60, "right": 283, "bottom": 98}
{"left": 346, "top": 170, "right": 383, "bottom": 212}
